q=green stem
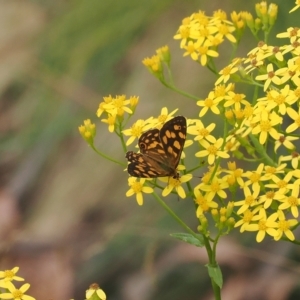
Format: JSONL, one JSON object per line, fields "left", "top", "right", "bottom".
{"left": 166, "top": 64, "right": 175, "bottom": 86}
{"left": 203, "top": 235, "right": 221, "bottom": 300}
{"left": 249, "top": 134, "right": 277, "bottom": 167}
{"left": 160, "top": 80, "right": 199, "bottom": 101}
{"left": 117, "top": 127, "right": 127, "bottom": 153}
{"left": 90, "top": 144, "right": 126, "bottom": 167}
{"left": 151, "top": 192, "right": 200, "bottom": 240}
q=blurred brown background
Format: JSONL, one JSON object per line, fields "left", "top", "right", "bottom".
{"left": 1, "top": 0, "right": 299, "bottom": 299}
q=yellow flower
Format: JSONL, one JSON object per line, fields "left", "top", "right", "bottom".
{"left": 155, "top": 107, "right": 179, "bottom": 127}
{"left": 197, "top": 40, "right": 219, "bottom": 66}
{"left": 276, "top": 27, "right": 300, "bottom": 43}
{"left": 251, "top": 109, "right": 282, "bottom": 145}
{"left": 274, "top": 59, "right": 300, "bottom": 84}
{"left": 247, "top": 42, "right": 277, "bottom": 61}
{"left": 244, "top": 55, "right": 264, "bottom": 73}
{"left": 174, "top": 24, "right": 191, "bottom": 48}
{"left": 212, "top": 9, "right": 227, "bottom": 21}
{"left": 159, "top": 174, "right": 193, "bottom": 199}
{"left": 223, "top": 91, "right": 250, "bottom": 111}
{"left": 187, "top": 120, "right": 216, "bottom": 144}
{"left": 103, "top": 94, "right": 132, "bottom": 117}
{"left": 274, "top": 135, "right": 298, "bottom": 152}
{"left": 286, "top": 107, "right": 300, "bottom": 133}
{"left": 0, "top": 267, "right": 24, "bottom": 282}
{"left": 255, "top": 63, "right": 283, "bottom": 91}
{"left": 215, "top": 22, "right": 236, "bottom": 43}
{"left": 230, "top": 11, "right": 245, "bottom": 30}
{"left": 156, "top": 45, "right": 170, "bottom": 65}
{"left": 142, "top": 55, "right": 163, "bottom": 78}
{"left": 258, "top": 190, "right": 285, "bottom": 209}
{"left": 274, "top": 210, "right": 298, "bottom": 241}
{"left": 260, "top": 163, "right": 286, "bottom": 181}
{"left": 278, "top": 184, "right": 300, "bottom": 218}
{"left": 265, "top": 172, "right": 294, "bottom": 194}
{"left": 123, "top": 118, "right": 154, "bottom": 146}
{"left": 126, "top": 178, "right": 153, "bottom": 206}
{"left": 234, "top": 186, "right": 260, "bottom": 215}
{"left": 222, "top": 161, "right": 245, "bottom": 187}
{"left": 214, "top": 83, "right": 235, "bottom": 97}
{"left": 242, "top": 163, "right": 265, "bottom": 194}
{"left": 234, "top": 206, "right": 261, "bottom": 232}
{"left": 194, "top": 187, "right": 218, "bottom": 217}
{"left": 244, "top": 209, "right": 278, "bottom": 242}
{"left": 241, "top": 11, "right": 254, "bottom": 30}
{"left": 96, "top": 95, "right": 114, "bottom": 117}
{"left": 224, "top": 135, "right": 241, "bottom": 153}
{"left": 197, "top": 177, "right": 228, "bottom": 201}
{"left": 190, "top": 18, "right": 218, "bottom": 43}
{"left": 78, "top": 119, "right": 96, "bottom": 144}
{"left": 183, "top": 40, "right": 202, "bottom": 61}
{"left": 279, "top": 151, "right": 300, "bottom": 169}
{"left": 86, "top": 283, "right": 106, "bottom": 300}
{"left": 195, "top": 138, "right": 229, "bottom": 165}
{"left": 0, "top": 282, "right": 35, "bottom": 300}
{"left": 197, "top": 91, "right": 222, "bottom": 117}
{"left": 101, "top": 114, "right": 116, "bottom": 133}
{"left": 258, "top": 85, "right": 298, "bottom": 115}
{"left": 215, "top": 63, "right": 239, "bottom": 85}
{"left": 129, "top": 96, "right": 139, "bottom": 109}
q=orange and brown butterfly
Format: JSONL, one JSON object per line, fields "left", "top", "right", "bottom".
{"left": 125, "top": 116, "right": 187, "bottom": 178}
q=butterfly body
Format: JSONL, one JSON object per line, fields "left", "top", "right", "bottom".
{"left": 125, "top": 116, "right": 187, "bottom": 178}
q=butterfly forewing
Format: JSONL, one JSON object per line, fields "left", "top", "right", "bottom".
{"left": 159, "top": 116, "right": 186, "bottom": 168}
{"left": 125, "top": 116, "right": 187, "bottom": 178}
{"left": 138, "top": 129, "right": 170, "bottom": 165}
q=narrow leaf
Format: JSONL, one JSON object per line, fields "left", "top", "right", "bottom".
{"left": 206, "top": 264, "right": 223, "bottom": 288}
{"left": 170, "top": 233, "right": 204, "bottom": 247}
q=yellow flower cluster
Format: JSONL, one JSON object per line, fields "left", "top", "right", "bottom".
{"left": 174, "top": 3, "right": 279, "bottom": 66}
{"left": 169, "top": 1, "right": 300, "bottom": 242}
{"left": 97, "top": 94, "right": 138, "bottom": 133}
{"left": 142, "top": 46, "right": 171, "bottom": 80}
{"left": 174, "top": 10, "right": 237, "bottom": 66}
{"left": 79, "top": 1, "right": 300, "bottom": 244}
{"left": 78, "top": 119, "right": 96, "bottom": 145}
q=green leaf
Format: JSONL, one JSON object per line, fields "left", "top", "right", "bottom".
{"left": 206, "top": 264, "right": 223, "bottom": 288}
{"left": 170, "top": 233, "right": 204, "bottom": 247}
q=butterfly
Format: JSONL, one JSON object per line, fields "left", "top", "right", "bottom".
{"left": 125, "top": 116, "right": 187, "bottom": 178}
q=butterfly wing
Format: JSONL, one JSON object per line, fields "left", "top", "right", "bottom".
{"left": 138, "top": 129, "right": 170, "bottom": 165}
{"left": 125, "top": 151, "right": 170, "bottom": 178}
{"left": 159, "top": 116, "right": 186, "bottom": 168}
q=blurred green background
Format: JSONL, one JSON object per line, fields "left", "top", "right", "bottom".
{"left": 1, "top": 0, "right": 299, "bottom": 299}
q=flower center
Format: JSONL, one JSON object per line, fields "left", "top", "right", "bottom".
{"left": 243, "top": 210, "right": 253, "bottom": 222}
{"left": 13, "top": 290, "right": 23, "bottom": 299}
{"left": 132, "top": 182, "right": 143, "bottom": 193}
{"left": 288, "top": 196, "right": 298, "bottom": 206}
{"left": 4, "top": 270, "right": 14, "bottom": 279}
{"left": 260, "top": 120, "right": 271, "bottom": 131}
{"left": 207, "top": 145, "right": 218, "bottom": 155}
{"left": 278, "top": 220, "right": 289, "bottom": 231}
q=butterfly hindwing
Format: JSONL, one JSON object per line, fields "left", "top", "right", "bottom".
{"left": 125, "top": 151, "right": 169, "bottom": 178}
